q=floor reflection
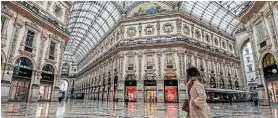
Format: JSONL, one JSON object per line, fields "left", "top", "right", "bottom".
{"left": 1, "top": 100, "right": 278, "bottom": 117}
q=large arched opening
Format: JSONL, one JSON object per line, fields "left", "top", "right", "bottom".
{"left": 262, "top": 53, "right": 278, "bottom": 103}
{"left": 9, "top": 57, "right": 33, "bottom": 102}
{"left": 240, "top": 39, "right": 257, "bottom": 99}
{"left": 39, "top": 64, "right": 55, "bottom": 101}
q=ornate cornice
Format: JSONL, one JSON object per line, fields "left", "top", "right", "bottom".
{"left": 44, "top": 58, "right": 57, "bottom": 64}
{"left": 1, "top": 5, "right": 14, "bottom": 18}
{"left": 25, "top": 21, "right": 41, "bottom": 32}
{"left": 41, "top": 32, "right": 48, "bottom": 40}
{"left": 18, "top": 50, "right": 36, "bottom": 58}
{"left": 49, "top": 33, "right": 60, "bottom": 43}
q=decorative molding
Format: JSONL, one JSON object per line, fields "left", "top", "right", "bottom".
{"left": 144, "top": 24, "right": 155, "bottom": 35}
{"left": 49, "top": 33, "right": 60, "bottom": 43}
{"left": 163, "top": 22, "right": 174, "bottom": 34}
{"left": 1, "top": 5, "right": 14, "bottom": 18}
{"left": 183, "top": 24, "right": 190, "bottom": 35}
{"left": 176, "top": 19, "right": 182, "bottom": 33}
{"left": 144, "top": 49, "right": 156, "bottom": 54}
{"left": 126, "top": 26, "right": 137, "bottom": 37}
{"left": 44, "top": 58, "right": 57, "bottom": 64}
{"left": 25, "top": 21, "right": 41, "bottom": 33}
{"left": 7, "top": 24, "right": 22, "bottom": 64}
{"left": 18, "top": 49, "right": 36, "bottom": 58}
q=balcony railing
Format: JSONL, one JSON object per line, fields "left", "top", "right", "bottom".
{"left": 206, "top": 83, "right": 244, "bottom": 91}
{"left": 118, "top": 37, "right": 239, "bottom": 60}
{"left": 24, "top": 46, "right": 33, "bottom": 52}
{"left": 17, "top": 1, "right": 69, "bottom": 35}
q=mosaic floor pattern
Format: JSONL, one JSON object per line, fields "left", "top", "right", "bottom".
{"left": 1, "top": 100, "right": 278, "bottom": 118}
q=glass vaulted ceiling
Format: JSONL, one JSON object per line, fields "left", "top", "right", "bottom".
{"left": 63, "top": 1, "right": 251, "bottom": 63}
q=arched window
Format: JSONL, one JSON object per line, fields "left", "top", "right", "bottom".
{"left": 146, "top": 55, "right": 154, "bottom": 69}
{"left": 127, "top": 56, "right": 134, "bottom": 70}
{"left": 166, "top": 54, "right": 175, "bottom": 69}
{"left": 13, "top": 57, "right": 33, "bottom": 78}
{"left": 42, "top": 64, "right": 54, "bottom": 74}
{"left": 263, "top": 53, "right": 276, "bottom": 68}
{"left": 62, "top": 63, "right": 70, "bottom": 76}
{"left": 210, "top": 77, "right": 216, "bottom": 88}
{"left": 14, "top": 57, "right": 33, "bottom": 70}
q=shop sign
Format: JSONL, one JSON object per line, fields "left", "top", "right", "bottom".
{"left": 144, "top": 80, "right": 156, "bottom": 86}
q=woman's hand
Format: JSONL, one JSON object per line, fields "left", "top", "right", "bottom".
{"left": 191, "top": 101, "right": 201, "bottom": 110}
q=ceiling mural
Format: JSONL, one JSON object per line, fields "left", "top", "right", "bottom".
{"left": 127, "top": 2, "right": 172, "bottom": 17}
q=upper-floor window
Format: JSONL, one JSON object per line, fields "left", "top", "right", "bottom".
{"left": 214, "top": 38, "right": 218, "bottom": 46}
{"left": 25, "top": 30, "right": 35, "bottom": 52}
{"left": 247, "top": 64, "right": 252, "bottom": 72}
{"left": 127, "top": 56, "right": 134, "bottom": 70}
{"left": 1, "top": 17, "right": 6, "bottom": 33}
{"left": 62, "top": 63, "right": 70, "bottom": 76}
{"left": 49, "top": 42, "right": 55, "bottom": 60}
{"left": 166, "top": 54, "right": 174, "bottom": 69}
{"left": 54, "top": 3, "right": 63, "bottom": 18}
{"left": 222, "top": 41, "right": 226, "bottom": 49}
{"left": 247, "top": 57, "right": 250, "bottom": 62}
{"left": 205, "top": 34, "right": 210, "bottom": 43}
{"left": 245, "top": 49, "right": 249, "bottom": 54}
{"left": 146, "top": 55, "right": 154, "bottom": 69}
{"left": 256, "top": 21, "right": 266, "bottom": 42}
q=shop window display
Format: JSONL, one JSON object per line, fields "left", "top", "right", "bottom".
{"left": 164, "top": 73, "right": 178, "bottom": 102}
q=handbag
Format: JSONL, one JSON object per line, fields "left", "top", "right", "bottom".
{"left": 182, "top": 99, "right": 190, "bottom": 112}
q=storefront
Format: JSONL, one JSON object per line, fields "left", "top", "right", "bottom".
{"left": 144, "top": 80, "right": 157, "bottom": 102}
{"left": 39, "top": 64, "right": 55, "bottom": 101}
{"left": 125, "top": 80, "right": 137, "bottom": 102}
{"left": 9, "top": 57, "right": 33, "bottom": 102}
{"left": 164, "top": 73, "right": 178, "bottom": 102}
{"left": 262, "top": 53, "right": 278, "bottom": 103}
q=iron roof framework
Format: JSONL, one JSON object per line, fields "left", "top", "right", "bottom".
{"left": 63, "top": 1, "right": 251, "bottom": 63}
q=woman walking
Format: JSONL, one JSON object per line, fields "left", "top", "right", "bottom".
{"left": 186, "top": 67, "right": 211, "bottom": 118}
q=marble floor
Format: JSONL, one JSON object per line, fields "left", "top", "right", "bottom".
{"left": 1, "top": 100, "right": 278, "bottom": 118}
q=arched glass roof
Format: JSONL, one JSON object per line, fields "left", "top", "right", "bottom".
{"left": 180, "top": 1, "right": 251, "bottom": 34}
{"left": 63, "top": 1, "right": 251, "bottom": 63}
{"left": 64, "top": 1, "right": 121, "bottom": 62}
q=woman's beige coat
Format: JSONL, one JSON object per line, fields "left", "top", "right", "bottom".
{"left": 188, "top": 80, "right": 211, "bottom": 118}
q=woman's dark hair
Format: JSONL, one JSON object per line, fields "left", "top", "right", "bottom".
{"left": 186, "top": 66, "right": 203, "bottom": 83}
{"left": 186, "top": 66, "right": 200, "bottom": 77}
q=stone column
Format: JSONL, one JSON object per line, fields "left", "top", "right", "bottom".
{"left": 51, "top": 75, "right": 59, "bottom": 102}
{"left": 178, "top": 51, "right": 186, "bottom": 102}
{"left": 137, "top": 53, "right": 143, "bottom": 102}
{"left": 117, "top": 55, "right": 124, "bottom": 102}
{"left": 156, "top": 52, "right": 164, "bottom": 102}
{"left": 29, "top": 70, "right": 41, "bottom": 102}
